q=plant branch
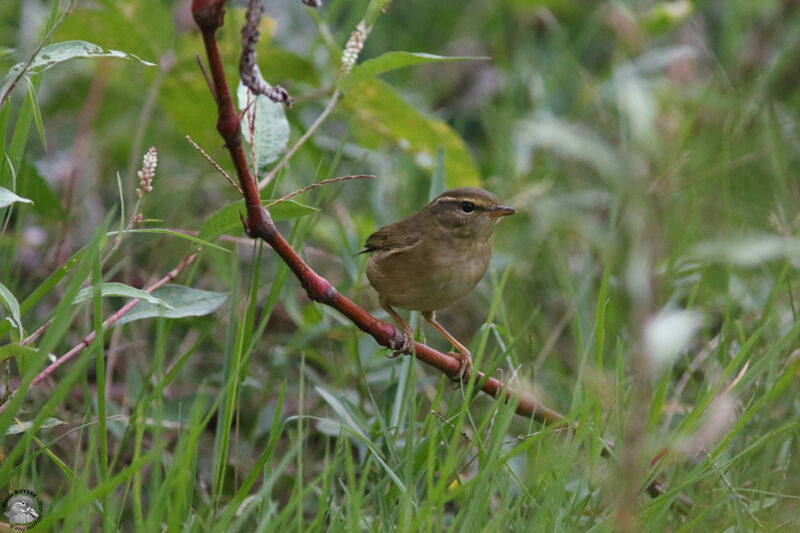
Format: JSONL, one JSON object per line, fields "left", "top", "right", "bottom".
{"left": 191, "top": 0, "right": 561, "bottom": 425}
{"left": 265, "top": 174, "right": 374, "bottom": 206}
{"left": 258, "top": 89, "right": 341, "bottom": 190}
{"left": 0, "top": 252, "right": 199, "bottom": 415}
{"left": 190, "top": 0, "right": 689, "bottom": 508}
{"left": 186, "top": 134, "right": 240, "bottom": 192}
{"left": 33, "top": 252, "right": 200, "bottom": 388}
{"left": 0, "top": 0, "right": 76, "bottom": 106}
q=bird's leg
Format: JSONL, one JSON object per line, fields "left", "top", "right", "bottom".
{"left": 422, "top": 311, "right": 472, "bottom": 380}
{"left": 380, "top": 297, "right": 414, "bottom": 357}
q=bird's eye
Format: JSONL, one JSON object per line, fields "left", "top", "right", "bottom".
{"left": 460, "top": 201, "right": 475, "bottom": 213}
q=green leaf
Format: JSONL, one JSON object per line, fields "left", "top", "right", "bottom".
{"left": 0, "top": 76, "right": 38, "bottom": 189}
{"left": 73, "top": 282, "right": 175, "bottom": 309}
{"left": 113, "top": 285, "right": 227, "bottom": 326}
{"left": 0, "top": 249, "right": 86, "bottom": 340}
{"left": 257, "top": 49, "right": 320, "bottom": 87}
{"left": 344, "top": 79, "right": 481, "bottom": 188}
{"left": 0, "top": 282, "right": 23, "bottom": 338}
{"left": 0, "top": 186, "right": 33, "bottom": 208}
{"left": 428, "top": 147, "right": 445, "bottom": 201}
{"left": 340, "top": 51, "right": 488, "bottom": 91}
{"left": 315, "top": 387, "right": 368, "bottom": 440}
{"left": 109, "top": 228, "right": 231, "bottom": 254}
{"left": 27, "top": 81, "right": 46, "bottom": 151}
{"left": 5, "top": 417, "right": 65, "bottom": 435}
{"left": 17, "top": 158, "right": 66, "bottom": 218}
{"left": 198, "top": 199, "right": 319, "bottom": 242}
{"left": 237, "top": 82, "right": 290, "bottom": 169}
{"left": 53, "top": 0, "right": 172, "bottom": 60}
{"left": 1, "top": 40, "right": 156, "bottom": 100}
{"left": 0, "top": 343, "right": 38, "bottom": 364}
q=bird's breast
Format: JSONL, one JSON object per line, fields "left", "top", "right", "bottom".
{"left": 366, "top": 238, "right": 491, "bottom": 312}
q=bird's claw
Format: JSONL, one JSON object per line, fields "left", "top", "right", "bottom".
{"left": 387, "top": 324, "right": 415, "bottom": 359}
{"left": 448, "top": 351, "right": 472, "bottom": 381}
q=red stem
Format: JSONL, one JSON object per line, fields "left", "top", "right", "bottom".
{"left": 31, "top": 253, "right": 199, "bottom": 387}
{"left": 190, "top": 1, "right": 562, "bottom": 425}
{"left": 190, "top": 0, "right": 690, "bottom": 509}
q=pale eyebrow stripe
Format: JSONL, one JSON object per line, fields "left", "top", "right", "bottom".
{"left": 434, "top": 196, "right": 490, "bottom": 208}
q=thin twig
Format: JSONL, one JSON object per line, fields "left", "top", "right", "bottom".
{"left": 0, "top": 253, "right": 200, "bottom": 415}
{"left": 705, "top": 451, "right": 763, "bottom": 528}
{"left": 195, "top": 54, "right": 217, "bottom": 103}
{"left": 258, "top": 90, "right": 341, "bottom": 190}
{"left": 246, "top": 91, "right": 258, "bottom": 180}
{"left": 0, "top": 0, "right": 76, "bottom": 105}
{"left": 266, "top": 174, "right": 374, "bottom": 207}
{"left": 186, "top": 135, "right": 240, "bottom": 192}
{"left": 431, "top": 410, "right": 472, "bottom": 441}
{"left": 21, "top": 320, "right": 50, "bottom": 347}
{"left": 189, "top": 0, "right": 691, "bottom": 510}
{"left": 33, "top": 252, "right": 198, "bottom": 388}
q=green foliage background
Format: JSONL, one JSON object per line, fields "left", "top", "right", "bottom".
{"left": 1, "top": 0, "right": 800, "bottom": 530}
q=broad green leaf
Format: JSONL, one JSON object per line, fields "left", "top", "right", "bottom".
{"left": 0, "top": 282, "right": 23, "bottom": 338}
{"left": 340, "top": 51, "right": 488, "bottom": 91}
{"left": 73, "top": 282, "right": 174, "bottom": 308}
{"left": 5, "top": 417, "right": 65, "bottom": 435}
{"left": 114, "top": 285, "right": 227, "bottom": 326}
{"left": 108, "top": 228, "right": 231, "bottom": 253}
{"left": 264, "top": 199, "right": 320, "bottom": 220}
{"left": 1, "top": 40, "right": 156, "bottom": 100}
{"left": 344, "top": 79, "right": 481, "bottom": 188}
{"left": 237, "top": 82, "right": 290, "bottom": 169}
{"left": 0, "top": 186, "right": 33, "bottom": 208}
{"left": 198, "top": 199, "right": 319, "bottom": 242}
{"left": 257, "top": 49, "right": 320, "bottom": 87}
{"left": 0, "top": 213, "right": 112, "bottom": 454}
{"left": 0, "top": 343, "right": 38, "bottom": 363}
{"left": 53, "top": 0, "right": 173, "bottom": 60}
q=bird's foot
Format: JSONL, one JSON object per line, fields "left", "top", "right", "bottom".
{"left": 448, "top": 350, "right": 472, "bottom": 381}
{"left": 388, "top": 324, "right": 415, "bottom": 359}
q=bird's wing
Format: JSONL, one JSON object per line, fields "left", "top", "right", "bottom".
{"left": 359, "top": 219, "right": 423, "bottom": 255}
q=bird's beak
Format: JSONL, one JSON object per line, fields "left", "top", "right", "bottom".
{"left": 489, "top": 205, "right": 516, "bottom": 218}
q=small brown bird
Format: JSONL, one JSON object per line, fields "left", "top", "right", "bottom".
{"left": 361, "top": 187, "right": 515, "bottom": 378}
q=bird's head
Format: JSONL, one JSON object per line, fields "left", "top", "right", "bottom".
{"left": 425, "top": 187, "right": 515, "bottom": 240}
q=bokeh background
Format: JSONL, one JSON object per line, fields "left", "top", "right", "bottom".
{"left": 1, "top": 0, "right": 799, "bottom": 530}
